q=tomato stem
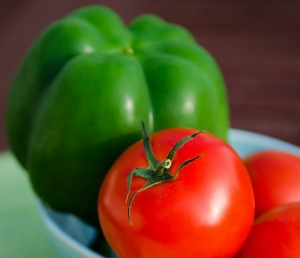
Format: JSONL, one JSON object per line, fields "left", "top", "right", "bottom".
{"left": 125, "top": 122, "right": 204, "bottom": 225}
{"left": 156, "top": 159, "right": 172, "bottom": 176}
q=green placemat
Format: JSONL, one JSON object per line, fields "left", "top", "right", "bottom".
{"left": 0, "top": 151, "right": 58, "bottom": 258}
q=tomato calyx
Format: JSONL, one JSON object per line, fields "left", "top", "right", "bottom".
{"left": 125, "top": 122, "right": 204, "bottom": 224}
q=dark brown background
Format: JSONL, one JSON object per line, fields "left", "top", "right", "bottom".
{"left": 1, "top": 0, "right": 299, "bottom": 151}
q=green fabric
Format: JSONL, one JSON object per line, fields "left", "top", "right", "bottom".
{"left": 0, "top": 151, "right": 57, "bottom": 258}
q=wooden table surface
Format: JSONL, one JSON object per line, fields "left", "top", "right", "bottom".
{"left": 0, "top": 0, "right": 299, "bottom": 151}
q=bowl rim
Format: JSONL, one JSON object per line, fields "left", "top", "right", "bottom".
{"left": 38, "top": 203, "right": 105, "bottom": 258}
{"left": 229, "top": 128, "right": 300, "bottom": 155}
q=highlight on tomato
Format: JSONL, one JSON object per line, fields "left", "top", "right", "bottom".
{"left": 98, "top": 122, "right": 254, "bottom": 258}
{"left": 244, "top": 150, "right": 300, "bottom": 217}
{"left": 235, "top": 202, "right": 300, "bottom": 258}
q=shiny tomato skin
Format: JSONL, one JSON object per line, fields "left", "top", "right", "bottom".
{"left": 235, "top": 202, "right": 300, "bottom": 258}
{"left": 244, "top": 150, "right": 300, "bottom": 217}
{"left": 98, "top": 128, "right": 254, "bottom": 258}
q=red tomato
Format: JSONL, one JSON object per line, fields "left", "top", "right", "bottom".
{"left": 235, "top": 202, "right": 300, "bottom": 258}
{"left": 98, "top": 124, "right": 254, "bottom": 258}
{"left": 244, "top": 150, "right": 300, "bottom": 217}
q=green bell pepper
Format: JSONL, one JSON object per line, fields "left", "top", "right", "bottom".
{"left": 5, "top": 5, "right": 229, "bottom": 225}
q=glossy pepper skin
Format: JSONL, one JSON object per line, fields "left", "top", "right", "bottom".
{"left": 5, "top": 6, "right": 229, "bottom": 225}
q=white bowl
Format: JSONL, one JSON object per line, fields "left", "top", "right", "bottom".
{"left": 38, "top": 128, "right": 300, "bottom": 258}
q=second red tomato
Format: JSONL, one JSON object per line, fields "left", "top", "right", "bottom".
{"left": 244, "top": 150, "right": 300, "bottom": 217}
